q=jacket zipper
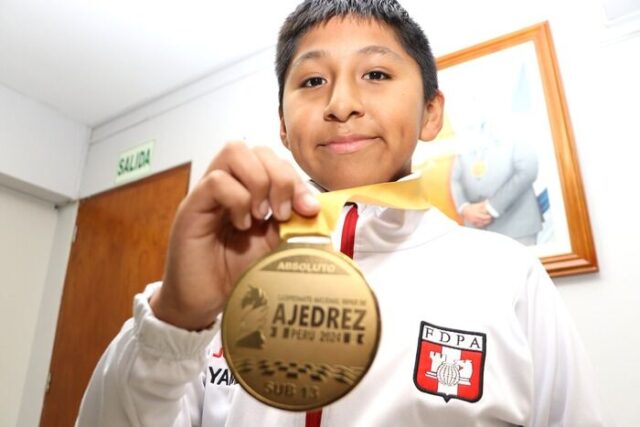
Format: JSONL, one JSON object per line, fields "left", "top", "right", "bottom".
{"left": 305, "top": 204, "right": 359, "bottom": 427}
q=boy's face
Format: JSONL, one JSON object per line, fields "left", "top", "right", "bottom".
{"left": 280, "top": 16, "right": 443, "bottom": 190}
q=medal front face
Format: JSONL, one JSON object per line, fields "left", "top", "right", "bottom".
{"left": 222, "top": 243, "right": 380, "bottom": 411}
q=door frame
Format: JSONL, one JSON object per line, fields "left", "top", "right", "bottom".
{"left": 24, "top": 163, "right": 191, "bottom": 427}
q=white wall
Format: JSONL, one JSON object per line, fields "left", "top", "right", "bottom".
{"left": 0, "top": 83, "right": 90, "bottom": 203}
{"left": 82, "top": 48, "right": 291, "bottom": 196}
{"left": 0, "top": 186, "right": 58, "bottom": 427}
{"left": 15, "top": 202, "right": 78, "bottom": 427}
{"left": 71, "top": 0, "right": 639, "bottom": 425}
{"left": 554, "top": 31, "right": 640, "bottom": 427}
{"left": 0, "top": 80, "right": 88, "bottom": 427}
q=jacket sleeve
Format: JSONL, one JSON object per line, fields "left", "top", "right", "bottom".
{"left": 76, "top": 283, "right": 217, "bottom": 427}
{"left": 487, "top": 139, "right": 538, "bottom": 215}
{"left": 450, "top": 155, "right": 470, "bottom": 211}
{"left": 514, "top": 260, "right": 611, "bottom": 427}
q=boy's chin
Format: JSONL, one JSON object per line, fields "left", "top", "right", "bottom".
{"left": 314, "top": 171, "right": 408, "bottom": 191}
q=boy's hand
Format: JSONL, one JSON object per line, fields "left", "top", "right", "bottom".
{"left": 150, "top": 141, "right": 320, "bottom": 331}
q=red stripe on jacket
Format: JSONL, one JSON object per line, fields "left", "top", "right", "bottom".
{"left": 305, "top": 204, "right": 359, "bottom": 427}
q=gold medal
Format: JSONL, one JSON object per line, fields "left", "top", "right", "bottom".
{"left": 222, "top": 174, "right": 432, "bottom": 411}
{"left": 222, "top": 239, "right": 380, "bottom": 411}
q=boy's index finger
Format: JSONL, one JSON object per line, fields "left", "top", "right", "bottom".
{"left": 202, "top": 140, "right": 247, "bottom": 175}
{"left": 202, "top": 141, "right": 271, "bottom": 218}
{"left": 252, "top": 147, "right": 320, "bottom": 218}
{"left": 253, "top": 146, "right": 304, "bottom": 221}
{"left": 225, "top": 146, "right": 273, "bottom": 219}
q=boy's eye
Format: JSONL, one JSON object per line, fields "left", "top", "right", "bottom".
{"left": 363, "top": 71, "right": 390, "bottom": 81}
{"left": 302, "top": 77, "right": 326, "bottom": 88}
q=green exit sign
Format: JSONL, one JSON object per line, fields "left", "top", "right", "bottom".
{"left": 116, "top": 141, "right": 154, "bottom": 184}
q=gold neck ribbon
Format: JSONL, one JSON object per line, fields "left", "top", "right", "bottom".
{"left": 279, "top": 174, "right": 431, "bottom": 240}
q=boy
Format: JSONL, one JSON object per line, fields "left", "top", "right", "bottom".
{"left": 77, "top": 1, "right": 607, "bottom": 426}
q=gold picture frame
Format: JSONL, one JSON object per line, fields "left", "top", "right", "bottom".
{"left": 415, "top": 22, "right": 597, "bottom": 277}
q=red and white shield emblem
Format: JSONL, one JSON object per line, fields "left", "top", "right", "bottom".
{"left": 413, "top": 321, "right": 486, "bottom": 403}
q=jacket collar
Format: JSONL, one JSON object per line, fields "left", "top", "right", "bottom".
{"left": 349, "top": 205, "right": 459, "bottom": 254}
{"left": 306, "top": 174, "right": 459, "bottom": 253}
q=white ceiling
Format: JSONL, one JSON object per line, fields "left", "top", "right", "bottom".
{"left": 0, "top": 0, "right": 302, "bottom": 127}
{"left": 0, "top": 0, "right": 556, "bottom": 129}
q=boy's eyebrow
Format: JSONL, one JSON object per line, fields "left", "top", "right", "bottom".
{"left": 291, "top": 50, "right": 328, "bottom": 68}
{"left": 357, "top": 45, "right": 404, "bottom": 61}
{"left": 291, "top": 45, "right": 404, "bottom": 69}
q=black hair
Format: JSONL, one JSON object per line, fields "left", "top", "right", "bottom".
{"left": 275, "top": 0, "right": 438, "bottom": 109}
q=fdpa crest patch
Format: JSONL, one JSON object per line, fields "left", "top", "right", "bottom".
{"left": 413, "top": 321, "right": 486, "bottom": 403}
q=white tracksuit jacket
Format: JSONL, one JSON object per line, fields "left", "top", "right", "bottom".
{"left": 77, "top": 205, "right": 608, "bottom": 427}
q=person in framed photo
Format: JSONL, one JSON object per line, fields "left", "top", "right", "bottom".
{"left": 450, "top": 120, "right": 543, "bottom": 245}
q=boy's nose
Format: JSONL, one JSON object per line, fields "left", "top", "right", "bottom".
{"left": 323, "top": 77, "right": 364, "bottom": 122}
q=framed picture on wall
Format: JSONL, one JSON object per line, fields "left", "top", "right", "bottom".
{"left": 414, "top": 21, "right": 598, "bottom": 277}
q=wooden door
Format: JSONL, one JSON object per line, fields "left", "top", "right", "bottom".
{"left": 40, "top": 164, "right": 190, "bottom": 427}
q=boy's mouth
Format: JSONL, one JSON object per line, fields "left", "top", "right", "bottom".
{"left": 321, "top": 134, "right": 379, "bottom": 155}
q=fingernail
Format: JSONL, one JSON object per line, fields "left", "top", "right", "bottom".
{"left": 302, "top": 193, "right": 320, "bottom": 208}
{"left": 258, "top": 200, "right": 269, "bottom": 218}
{"left": 278, "top": 200, "right": 291, "bottom": 219}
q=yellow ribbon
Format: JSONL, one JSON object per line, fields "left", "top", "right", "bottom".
{"left": 280, "top": 173, "right": 432, "bottom": 240}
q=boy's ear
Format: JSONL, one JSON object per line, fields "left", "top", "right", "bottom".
{"left": 279, "top": 108, "right": 290, "bottom": 150}
{"left": 419, "top": 91, "right": 445, "bottom": 142}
